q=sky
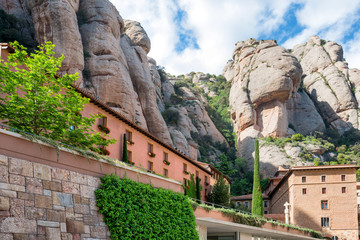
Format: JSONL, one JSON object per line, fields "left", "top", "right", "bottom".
{"left": 110, "top": 0, "right": 360, "bottom": 75}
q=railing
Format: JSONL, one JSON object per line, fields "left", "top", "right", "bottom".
{"left": 0, "top": 123, "right": 169, "bottom": 179}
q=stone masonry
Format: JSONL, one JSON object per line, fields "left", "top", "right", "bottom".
{"left": 0, "top": 154, "right": 110, "bottom": 240}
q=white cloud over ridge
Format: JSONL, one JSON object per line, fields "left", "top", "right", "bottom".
{"left": 110, "top": 0, "right": 360, "bottom": 75}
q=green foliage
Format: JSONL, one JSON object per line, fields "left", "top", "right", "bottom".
{"left": 291, "top": 133, "right": 304, "bottom": 141}
{"left": 156, "top": 66, "right": 167, "bottom": 82}
{"left": 122, "top": 134, "right": 129, "bottom": 163}
{"left": 0, "top": 41, "right": 116, "bottom": 153}
{"left": 252, "top": 139, "right": 263, "bottom": 216}
{"left": 196, "top": 176, "right": 202, "bottom": 201}
{"left": 183, "top": 174, "right": 197, "bottom": 199}
{"left": 95, "top": 174, "right": 199, "bottom": 240}
{"left": 161, "top": 108, "right": 179, "bottom": 125}
{"left": 0, "top": 9, "right": 36, "bottom": 50}
{"left": 208, "top": 176, "right": 230, "bottom": 206}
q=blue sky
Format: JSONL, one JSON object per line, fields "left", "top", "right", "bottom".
{"left": 110, "top": 0, "right": 360, "bottom": 75}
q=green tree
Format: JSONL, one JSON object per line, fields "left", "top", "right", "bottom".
{"left": 195, "top": 175, "right": 202, "bottom": 201}
{"left": 122, "top": 134, "right": 129, "bottom": 163}
{"left": 252, "top": 139, "right": 263, "bottom": 216}
{"left": 208, "top": 176, "right": 230, "bottom": 206}
{"left": 0, "top": 41, "right": 115, "bottom": 153}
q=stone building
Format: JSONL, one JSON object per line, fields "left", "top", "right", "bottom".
{"left": 232, "top": 165, "right": 360, "bottom": 240}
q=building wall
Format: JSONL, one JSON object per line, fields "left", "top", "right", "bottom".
{"left": 291, "top": 169, "right": 358, "bottom": 239}
{"left": 0, "top": 130, "right": 186, "bottom": 239}
{"left": 82, "top": 99, "right": 212, "bottom": 200}
{"left": 270, "top": 175, "right": 293, "bottom": 215}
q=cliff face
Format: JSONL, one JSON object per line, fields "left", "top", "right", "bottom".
{"left": 226, "top": 36, "right": 360, "bottom": 176}
{"left": 0, "top": 0, "right": 173, "bottom": 145}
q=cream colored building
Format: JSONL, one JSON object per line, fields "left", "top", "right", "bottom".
{"left": 232, "top": 165, "right": 359, "bottom": 240}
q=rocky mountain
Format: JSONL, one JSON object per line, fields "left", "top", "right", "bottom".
{"left": 2, "top": 0, "right": 360, "bottom": 183}
{"left": 224, "top": 36, "right": 360, "bottom": 176}
{"left": 0, "top": 0, "right": 230, "bottom": 163}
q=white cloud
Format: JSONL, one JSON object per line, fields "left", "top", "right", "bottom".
{"left": 110, "top": 0, "right": 360, "bottom": 75}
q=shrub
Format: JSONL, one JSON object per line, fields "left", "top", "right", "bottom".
{"left": 95, "top": 174, "right": 199, "bottom": 240}
{"left": 291, "top": 133, "right": 304, "bottom": 142}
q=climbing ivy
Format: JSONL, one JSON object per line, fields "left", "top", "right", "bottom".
{"left": 95, "top": 174, "right": 199, "bottom": 240}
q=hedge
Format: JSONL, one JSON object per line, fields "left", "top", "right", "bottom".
{"left": 95, "top": 174, "right": 199, "bottom": 240}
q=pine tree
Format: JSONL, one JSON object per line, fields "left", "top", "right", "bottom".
{"left": 251, "top": 139, "right": 263, "bottom": 216}
{"left": 122, "top": 134, "right": 129, "bottom": 163}
{"left": 208, "top": 176, "right": 230, "bottom": 206}
{"left": 196, "top": 176, "right": 202, "bottom": 202}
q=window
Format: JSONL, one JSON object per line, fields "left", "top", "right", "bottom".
{"left": 302, "top": 188, "right": 307, "bottom": 195}
{"left": 341, "top": 175, "right": 346, "bottom": 181}
{"left": 321, "top": 200, "right": 328, "bottom": 209}
{"left": 321, "top": 176, "right": 326, "bottom": 182}
{"left": 264, "top": 201, "right": 268, "bottom": 208}
{"left": 342, "top": 187, "right": 346, "bottom": 193}
{"left": 205, "top": 176, "right": 208, "bottom": 185}
{"left": 163, "top": 152, "right": 168, "bottom": 161}
{"left": 302, "top": 176, "right": 306, "bottom": 183}
{"left": 99, "top": 115, "right": 107, "bottom": 127}
{"left": 321, "top": 217, "right": 329, "bottom": 227}
{"left": 127, "top": 150, "right": 132, "bottom": 162}
{"left": 205, "top": 188, "right": 208, "bottom": 196}
{"left": 163, "top": 168, "right": 168, "bottom": 177}
{"left": 125, "top": 130, "right": 132, "bottom": 142}
{"left": 148, "top": 143, "right": 153, "bottom": 153}
{"left": 322, "top": 188, "right": 326, "bottom": 194}
{"left": 147, "top": 161, "right": 153, "bottom": 172}
{"left": 183, "top": 178, "right": 187, "bottom": 185}
{"left": 236, "top": 202, "right": 240, "bottom": 207}
{"left": 264, "top": 210, "right": 268, "bottom": 214}
{"left": 183, "top": 163, "right": 188, "bottom": 173}
{"left": 244, "top": 202, "right": 249, "bottom": 208}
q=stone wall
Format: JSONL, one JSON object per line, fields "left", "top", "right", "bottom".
{"left": 0, "top": 154, "right": 109, "bottom": 240}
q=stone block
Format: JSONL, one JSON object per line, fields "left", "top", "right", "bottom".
{"left": 70, "top": 172, "right": 87, "bottom": 185}
{"left": 0, "top": 217, "right": 37, "bottom": 233}
{"left": 84, "top": 225, "right": 90, "bottom": 234}
{"left": 50, "top": 182, "right": 61, "bottom": 191}
{"left": 74, "top": 204, "right": 90, "bottom": 214}
{"left": 0, "top": 189, "right": 17, "bottom": 198}
{"left": 83, "top": 215, "right": 98, "bottom": 225}
{"left": 0, "top": 210, "right": 10, "bottom": 217}
{"left": 0, "top": 196, "right": 9, "bottom": 210}
{"left": 0, "top": 165, "right": 8, "bottom": 183}
{"left": 60, "top": 222, "right": 67, "bottom": 232}
{"left": 34, "top": 163, "right": 51, "bottom": 181}
{"left": 0, "top": 183, "right": 25, "bottom": 192}
{"left": 47, "top": 209, "right": 66, "bottom": 222}
{"left": 37, "top": 220, "right": 60, "bottom": 227}
{"left": 0, "top": 233, "right": 13, "bottom": 240}
{"left": 46, "top": 227, "right": 61, "bottom": 240}
{"left": 13, "top": 234, "right": 45, "bottom": 240}
{"left": 18, "top": 192, "right": 34, "bottom": 201}
{"left": 26, "top": 177, "right": 43, "bottom": 194}
{"left": 9, "top": 158, "right": 33, "bottom": 177}
{"left": 53, "top": 205, "right": 65, "bottom": 211}
{"left": 74, "top": 194, "right": 81, "bottom": 204}
{"left": 25, "top": 200, "right": 34, "bottom": 207}
{"left": 87, "top": 176, "right": 100, "bottom": 187}
{"left": 53, "top": 192, "right": 73, "bottom": 207}
{"left": 51, "top": 168, "right": 70, "bottom": 181}
{"left": 80, "top": 185, "right": 96, "bottom": 199}
{"left": 43, "top": 190, "right": 51, "bottom": 196}
{"left": 66, "top": 219, "right": 85, "bottom": 233}
{"left": 73, "top": 234, "right": 81, "bottom": 240}
{"left": 81, "top": 197, "right": 89, "bottom": 205}
{"left": 25, "top": 207, "right": 46, "bottom": 220}
{"left": 0, "top": 155, "right": 8, "bottom": 166}
{"left": 62, "top": 181, "right": 79, "bottom": 194}
{"left": 61, "top": 233, "right": 72, "bottom": 240}
{"left": 9, "top": 174, "right": 25, "bottom": 186}
{"left": 10, "top": 198, "right": 24, "bottom": 217}
{"left": 90, "top": 226, "right": 106, "bottom": 238}
{"left": 35, "top": 195, "right": 52, "bottom": 209}
{"left": 38, "top": 226, "right": 46, "bottom": 235}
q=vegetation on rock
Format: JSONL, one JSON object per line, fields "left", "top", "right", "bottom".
{"left": 95, "top": 174, "right": 199, "bottom": 240}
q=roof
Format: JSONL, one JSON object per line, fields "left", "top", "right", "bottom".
{"left": 230, "top": 193, "right": 268, "bottom": 201}
{"left": 269, "top": 164, "right": 360, "bottom": 197}
{"left": 72, "top": 85, "right": 213, "bottom": 175}
{"left": 196, "top": 161, "right": 231, "bottom": 183}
